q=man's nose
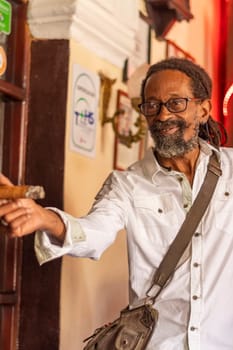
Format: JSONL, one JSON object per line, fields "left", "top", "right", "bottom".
{"left": 157, "top": 104, "right": 171, "bottom": 121}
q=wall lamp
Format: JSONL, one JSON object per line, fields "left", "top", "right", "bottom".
{"left": 145, "top": 0, "right": 193, "bottom": 39}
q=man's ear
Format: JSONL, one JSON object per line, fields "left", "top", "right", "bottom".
{"left": 199, "top": 99, "right": 212, "bottom": 124}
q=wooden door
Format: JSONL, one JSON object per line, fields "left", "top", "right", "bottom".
{"left": 0, "top": 1, "right": 67, "bottom": 348}
{"left": 0, "top": 1, "right": 30, "bottom": 349}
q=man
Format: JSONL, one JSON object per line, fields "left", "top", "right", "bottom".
{"left": 0, "top": 57, "right": 232, "bottom": 349}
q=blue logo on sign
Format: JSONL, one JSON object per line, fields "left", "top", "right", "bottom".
{"left": 74, "top": 97, "right": 95, "bottom": 126}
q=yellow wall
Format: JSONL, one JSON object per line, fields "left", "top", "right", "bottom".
{"left": 60, "top": 1, "right": 219, "bottom": 349}
{"left": 61, "top": 42, "right": 129, "bottom": 349}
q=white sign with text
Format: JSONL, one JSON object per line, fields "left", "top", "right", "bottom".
{"left": 70, "top": 64, "right": 100, "bottom": 158}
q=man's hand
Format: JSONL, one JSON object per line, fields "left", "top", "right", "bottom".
{"left": 0, "top": 174, "right": 66, "bottom": 241}
{"left": 0, "top": 173, "right": 14, "bottom": 186}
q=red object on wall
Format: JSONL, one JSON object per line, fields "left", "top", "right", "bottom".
{"left": 223, "top": 0, "right": 233, "bottom": 145}
{"left": 214, "top": 0, "right": 233, "bottom": 145}
{"left": 223, "top": 83, "right": 233, "bottom": 118}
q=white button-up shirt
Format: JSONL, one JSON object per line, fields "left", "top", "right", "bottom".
{"left": 35, "top": 140, "right": 233, "bottom": 350}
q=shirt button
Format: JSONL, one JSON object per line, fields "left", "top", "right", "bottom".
{"left": 158, "top": 208, "right": 163, "bottom": 213}
{"left": 183, "top": 203, "right": 189, "bottom": 209}
{"left": 192, "top": 295, "right": 198, "bottom": 300}
{"left": 224, "top": 192, "right": 230, "bottom": 196}
{"left": 194, "top": 232, "right": 201, "bottom": 237}
{"left": 178, "top": 177, "right": 183, "bottom": 182}
{"left": 190, "top": 326, "right": 197, "bottom": 331}
{"left": 193, "top": 262, "right": 199, "bottom": 267}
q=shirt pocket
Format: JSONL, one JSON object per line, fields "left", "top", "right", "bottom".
{"left": 134, "top": 193, "right": 179, "bottom": 225}
{"left": 214, "top": 181, "right": 233, "bottom": 235}
{"left": 133, "top": 193, "right": 180, "bottom": 244}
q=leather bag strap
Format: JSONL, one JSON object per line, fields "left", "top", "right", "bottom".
{"left": 146, "top": 151, "right": 222, "bottom": 300}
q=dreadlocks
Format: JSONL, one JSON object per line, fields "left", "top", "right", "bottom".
{"left": 140, "top": 57, "right": 227, "bottom": 147}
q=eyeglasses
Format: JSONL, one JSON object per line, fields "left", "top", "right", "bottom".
{"left": 138, "top": 97, "right": 201, "bottom": 117}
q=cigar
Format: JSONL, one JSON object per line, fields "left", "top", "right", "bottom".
{"left": 0, "top": 185, "right": 45, "bottom": 200}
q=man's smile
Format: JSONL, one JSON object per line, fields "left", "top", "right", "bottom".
{"left": 152, "top": 119, "right": 185, "bottom": 136}
{"left": 159, "top": 125, "right": 180, "bottom": 135}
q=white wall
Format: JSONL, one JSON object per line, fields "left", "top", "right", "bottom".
{"left": 61, "top": 42, "right": 129, "bottom": 349}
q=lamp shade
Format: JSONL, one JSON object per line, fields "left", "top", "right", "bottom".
{"left": 127, "top": 62, "right": 150, "bottom": 99}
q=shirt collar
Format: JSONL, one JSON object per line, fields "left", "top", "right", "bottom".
{"left": 140, "top": 138, "right": 220, "bottom": 181}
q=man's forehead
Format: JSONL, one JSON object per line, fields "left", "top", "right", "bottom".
{"left": 144, "top": 70, "right": 192, "bottom": 95}
{"left": 147, "top": 68, "right": 190, "bottom": 80}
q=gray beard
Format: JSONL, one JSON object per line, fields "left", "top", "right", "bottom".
{"left": 149, "top": 119, "right": 199, "bottom": 158}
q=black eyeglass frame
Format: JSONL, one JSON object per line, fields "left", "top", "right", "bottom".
{"left": 138, "top": 97, "right": 201, "bottom": 117}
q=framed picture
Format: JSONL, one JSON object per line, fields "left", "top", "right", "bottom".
{"left": 123, "top": 12, "right": 151, "bottom": 82}
{"left": 166, "top": 39, "right": 195, "bottom": 61}
{"left": 114, "top": 90, "right": 144, "bottom": 170}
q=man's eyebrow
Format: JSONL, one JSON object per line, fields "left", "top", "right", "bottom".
{"left": 144, "top": 98, "right": 160, "bottom": 102}
{"left": 145, "top": 94, "right": 184, "bottom": 101}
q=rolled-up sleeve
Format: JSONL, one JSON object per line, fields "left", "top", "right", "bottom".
{"left": 34, "top": 209, "right": 87, "bottom": 265}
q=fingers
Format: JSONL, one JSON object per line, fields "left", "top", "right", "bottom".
{"left": 0, "top": 198, "right": 37, "bottom": 238}
{"left": 4, "top": 213, "right": 33, "bottom": 238}
{"left": 3, "top": 205, "right": 31, "bottom": 224}
{"left": 0, "top": 199, "right": 10, "bottom": 206}
{"left": 0, "top": 197, "right": 65, "bottom": 240}
{"left": 0, "top": 199, "right": 20, "bottom": 218}
{"left": 0, "top": 173, "right": 14, "bottom": 186}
